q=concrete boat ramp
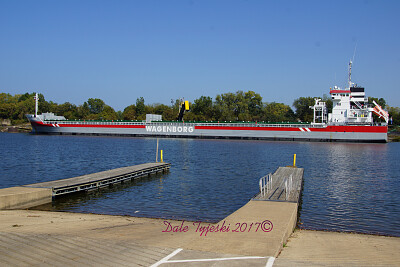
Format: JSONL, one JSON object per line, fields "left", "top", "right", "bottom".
{"left": 1, "top": 164, "right": 399, "bottom": 266}
{"left": 0, "top": 163, "right": 303, "bottom": 265}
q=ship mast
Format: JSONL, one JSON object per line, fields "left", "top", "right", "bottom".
{"left": 348, "top": 60, "right": 353, "bottom": 88}
{"left": 34, "top": 93, "right": 38, "bottom": 118}
{"left": 349, "top": 44, "right": 357, "bottom": 88}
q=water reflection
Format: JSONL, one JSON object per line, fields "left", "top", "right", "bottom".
{"left": 300, "top": 142, "right": 398, "bottom": 236}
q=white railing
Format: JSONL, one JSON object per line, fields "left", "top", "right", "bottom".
{"left": 285, "top": 174, "right": 293, "bottom": 200}
{"left": 353, "top": 101, "right": 363, "bottom": 109}
{"left": 41, "top": 120, "right": 330, "bottom": 129}
{"left": 259, "top": 173, "right": 295, "bottom": 200}
{"left": 259, "top": 173, "right": 273, "bottom": 197}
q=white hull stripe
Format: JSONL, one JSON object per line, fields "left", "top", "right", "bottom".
{"left": 299, "top": 127, "right": 311, "bottom": 132}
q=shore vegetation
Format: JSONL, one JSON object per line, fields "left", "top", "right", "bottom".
{"left": 1, "top": 91, "right": 398, "bottom": 127}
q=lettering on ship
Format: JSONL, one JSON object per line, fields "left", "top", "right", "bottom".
{"left": 145, "top": 125, "right": 194, "bottom": 133}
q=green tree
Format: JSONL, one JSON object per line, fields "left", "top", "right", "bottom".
{"left": 116, "top": 110, "right": 123, "bottom": 120}
{"left": 122, "top": 104, "right": 136, "bottom": 120}
{"left": 0, "top": 102, "right": 15, "bottom": 119}
{"left": 0, "top": 93, "right": 42, "bottom": 123}
{"left": 293, "top": 97, "right": 315, "bottom": 122}
{"left": 86, "top": 98, "right": 105, "bottom": 114}
{"left": 99, "top": 105, "right": 118, "bottom": 120}
{"left": 263, "top": 102, "right": 295, "bottom": 122}
{"left": 136, "top": 97, "right": 145, "bottom": 117}
{"left": 368, "top": 97, "right": 386, "bottom": 109}
{"left": 192, "top": 96, "right": 214, "bottom": 121}
{"left": 213, "top": 91, "right": 264, "bottom": 121}
{"left": 77, "top": 102, "right": 90, "bottom": 119}
{"left": 17, "top": 93, "right": 31, "bottom": 102}
{"left": 0, "top": 93, "right": 16, "bottom": 119}
{"left": 14, "top": 97, "right": 35, "bottom": 123}
{"left": 235, "top": 91, "right": 251, "bottom": 121}
{"left": 388, "top": 106, "right": 400, "bottom": 125}
{"left": 55, "top": 102, "right": 78, "bottom": 119}
{"left": 0, "top": 93, "right": 14, "bottom": 104}
{"left": 152, "top": 103, "right": 175, "bottom": 120}
{"left": 214, "top": 93, "right": 236, "bottom": 121}
{"left": 37, "top": 93, "right": 51, "bottom": 113}
{"left": 245, "top": 91, "right": 263, "bottom": 119}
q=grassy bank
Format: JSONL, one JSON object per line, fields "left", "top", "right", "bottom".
{"left": 388, "top": 125, "right": 400, "bottom": 142}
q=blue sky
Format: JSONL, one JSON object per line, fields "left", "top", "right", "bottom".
{"left": 1, "top": 0, "right": 399, "bottom": 111}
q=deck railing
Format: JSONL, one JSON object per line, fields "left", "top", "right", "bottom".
{"left": 42, "top": 120, "right": 328, "bottom": 128}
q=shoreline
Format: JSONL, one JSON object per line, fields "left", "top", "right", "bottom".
{"left": 0, "top": 124, "right": 31, "bottom": 133}
{"left": 298, "top": 226, "right": 399, "bottom": 238}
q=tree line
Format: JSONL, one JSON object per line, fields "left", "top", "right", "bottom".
{"left": 0, "top": 91, "right": 398, "bottom": 125}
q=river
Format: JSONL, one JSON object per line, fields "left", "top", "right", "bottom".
{"left": 1, "top": 132, "right": 399, "bottom": 236}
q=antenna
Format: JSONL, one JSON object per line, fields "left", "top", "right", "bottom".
{"left": 352, "top": 43, "right": 357, "bottom": 63}
{"left": 348, "top": 44, "right": 357, "bottom": 88}
{"left": 348, "top": 60, "right": 353, "bottom": 88}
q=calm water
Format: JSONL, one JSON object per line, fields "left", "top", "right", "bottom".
{"left": 1, "top": 132, "right": 399, "bottom": 236}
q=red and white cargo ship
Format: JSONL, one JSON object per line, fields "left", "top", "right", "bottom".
{"left": 27, "top": 62, "right": 388, "bottom": 142}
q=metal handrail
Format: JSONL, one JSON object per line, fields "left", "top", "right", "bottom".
{"left": 284, "top": 174, "right": 293, "bottom": 200}
{"left": 259, "top": 173, "right": 272, "bottom": 197}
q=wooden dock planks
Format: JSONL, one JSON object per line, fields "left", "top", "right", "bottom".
{"left": 23, "top": 162, "right": 171, "bottom": 197}
{"left": 253, "top": 166, "right": 304, "bottom": 202}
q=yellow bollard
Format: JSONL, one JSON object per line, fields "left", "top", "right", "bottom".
{"left": 293, "top": 154, "right": 296, "bottom": 167}
{"left": 160, "top": 150, "right": 163, "bottom": 163}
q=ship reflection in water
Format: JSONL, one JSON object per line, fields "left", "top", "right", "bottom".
{"left": 300, "top": 142, "right": 397, "bottom": 235}
{"left": 1, "top": 133, "right": 399, "bottom": 236}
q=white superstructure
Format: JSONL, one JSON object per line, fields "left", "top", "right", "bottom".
{"left": 312, "top": 60, "right": 388, "bottom": 125}
{"left": 328, "top": 85, "right": 373, "bottom": 124}
{"left": 328, "top": 60, "right": 373, "bottom": 124}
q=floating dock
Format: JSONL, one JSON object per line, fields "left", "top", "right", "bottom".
{"left": 253, "top": 166, "right": 304, "bottom": 202}
{"left": 24, "top": 162, "right": 171, "bottom": 197}
{"left": 0, "top": 162, "right": 170, "bottom": 209}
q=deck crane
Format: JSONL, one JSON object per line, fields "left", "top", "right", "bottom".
{"left": 177, "top": 99, "right": 190, "bottom": 121}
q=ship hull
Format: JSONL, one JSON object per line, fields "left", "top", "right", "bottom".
{"left": 28, "top": 118, "right": 388, "bottom": 143}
